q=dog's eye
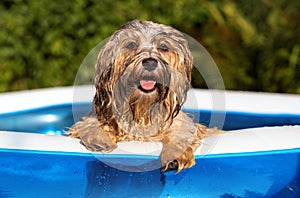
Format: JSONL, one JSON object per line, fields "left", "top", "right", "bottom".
{"left": 158, "top": 44, "right": 169, "bottom": 52}
{"left": 126, "top": 42, "right": 138, "bottom": 50}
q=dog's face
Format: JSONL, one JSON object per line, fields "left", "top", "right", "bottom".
{"left": 94, "top": 20, "right": 193, "bottom": 138}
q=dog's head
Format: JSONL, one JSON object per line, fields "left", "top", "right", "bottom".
{"left": 94, "top": 20, "right": 193, "bottom": 137}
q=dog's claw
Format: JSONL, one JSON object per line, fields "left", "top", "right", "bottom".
{"left": 162, "top": 160, "right": 177, "bottom": 171}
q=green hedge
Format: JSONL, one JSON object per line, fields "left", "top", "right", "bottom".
{"left": 1, "top": 0, "right": 299, "bottom": 93}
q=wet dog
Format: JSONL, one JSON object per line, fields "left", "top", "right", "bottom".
{"left": 68, "top": 20, "right": 212, "bottom": 172}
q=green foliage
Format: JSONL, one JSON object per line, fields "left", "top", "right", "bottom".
{"left": 0, "top": 0, "right": 299, "bottom": 93}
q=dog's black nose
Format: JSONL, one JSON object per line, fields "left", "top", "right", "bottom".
{"left": 142, "top": 58, "right": 158, "bottom": 71}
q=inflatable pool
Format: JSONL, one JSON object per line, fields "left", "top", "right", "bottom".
{"left": 0, "top": 86, "right": 299, "bottom": 198}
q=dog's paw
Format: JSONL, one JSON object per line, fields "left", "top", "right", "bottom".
{"left": 160, "top": 147, "right": 196, "bottom": 173}
{"left": 67, "top": 117, "right": 117, "bottom": 152}
{"left": 80, "top": 130, "right": 117, "bottom": 152}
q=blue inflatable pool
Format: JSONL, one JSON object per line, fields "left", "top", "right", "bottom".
{"left": 0, "top": 86, "right": 299, "bottom": 198}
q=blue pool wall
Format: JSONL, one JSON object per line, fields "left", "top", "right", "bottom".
{"left": 1, "top": 146, "right": 300, "bottom": 197}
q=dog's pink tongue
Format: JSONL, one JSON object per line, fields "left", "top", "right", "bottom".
{"left": 140, "top": 80, "right": 156, "bottom": 90}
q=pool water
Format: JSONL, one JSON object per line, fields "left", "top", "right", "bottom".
{"left": 0, "top": 103, "right": 299, "bottom": 134}
{"left": 0, "top": 103, "right": 299, "bottom": 197}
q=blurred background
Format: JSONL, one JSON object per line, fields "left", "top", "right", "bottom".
{"left": 0, "top": 0, "right": 299, "bottom": 94}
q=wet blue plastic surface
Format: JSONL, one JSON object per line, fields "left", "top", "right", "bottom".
{"left": 0, "top": 148, "right": 299, "bottom": 198}
{"left": 0, "top": 103, "right": 299, "bottom": 197}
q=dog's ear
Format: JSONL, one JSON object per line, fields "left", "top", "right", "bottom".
{"left": 94, "top": 36, "right": 116, "bottom": 84}
{"left": 177, "top": 34, "right": 193, "bottom": 83}
{"left": 168, "top": 35, "right": 193, "bottom": 120}
{"left": 93, "top": 68, "right": 113, "bottom": 121}
{"left": 93, "top": 39, "right": 117, "bottom": 121}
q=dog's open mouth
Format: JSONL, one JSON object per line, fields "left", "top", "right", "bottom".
{"left": 139, "top": 80, "right": 156, "bottom": 92}
{"left": 138, "top": 79, "right": 157, "bottom": 92}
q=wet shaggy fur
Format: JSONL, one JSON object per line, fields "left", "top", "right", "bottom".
{"left": 68, "top": 20, "right": 214, "bottom": 172}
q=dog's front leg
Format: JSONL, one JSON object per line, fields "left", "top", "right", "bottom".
{"left": 160, "top": 138, "right": 197, "bottom": 173}
{"left": 67, "top": 117, "right": 117, "bottom": 152}
{"left": 159, "top": 112, "right": 207, "bottom": 173}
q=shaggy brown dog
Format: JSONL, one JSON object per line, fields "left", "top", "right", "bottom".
{"left": 68, "top": 20, "right": 212, "bottom": 172}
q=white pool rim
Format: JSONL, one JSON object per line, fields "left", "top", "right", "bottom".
{"left": 0, "top": 125, "right": 299, "bottom": 158}
{"left": 0, "top": 86, "right": 299, "bottom": 157}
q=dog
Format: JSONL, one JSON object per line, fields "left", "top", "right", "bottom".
{"left": 68, "top": 20, "right": 213, "bottom": 173}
